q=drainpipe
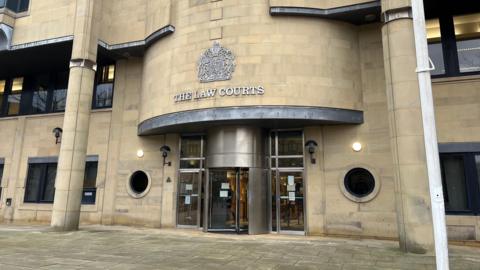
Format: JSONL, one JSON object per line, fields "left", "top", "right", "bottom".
{"left": 411, "top": 0, "right": 449, "bottom": 269}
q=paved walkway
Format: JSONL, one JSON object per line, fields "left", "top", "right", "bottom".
{"left": 0, "top": 225, "right": 479, "bottom": 270}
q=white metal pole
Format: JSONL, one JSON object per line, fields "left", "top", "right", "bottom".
{"left": 411, "top": 0, "right": 450, "bottom": 269}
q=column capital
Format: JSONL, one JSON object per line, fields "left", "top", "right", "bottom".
{"left": 382, "top": 7, "right": 412, "bottom": 24}
{"left": 69, "top": 59, "right": 97, "bottom": 71}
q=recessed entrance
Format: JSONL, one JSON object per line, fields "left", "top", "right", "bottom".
{"left": 208, "top": 168, "right": 248, "bottom": 232}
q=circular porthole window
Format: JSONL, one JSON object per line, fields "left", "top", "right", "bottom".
{"left": 341, "top": 167, "right": 380, "bottom": 203}
{"left": 127, "top": 171, "right": 151, "bottom": 198}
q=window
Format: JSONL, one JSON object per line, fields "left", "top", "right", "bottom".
{"left": 0, "top": 80, "right": 5, "bottom": 114}
{"left": 440, "top": 153, "right": 480, "bottom": 215}
{"left": 180, "top": 136, "right": 204, "bottom": 169}
{"left": 0, "top": 71, "right": 69, "bottom": 118}
{"left": 344, "top": 168, "right": 376, "bottom": 198}
{"left": 271, "top": 130, "right": 304, "bottom": 168}
{"left": 93, "top": 65, "right": 115, "bottom": 109}
{"left": 427, "top": 11, "right": 480, "bottom": 77}
{"left": 0, "top": 163, "right": 4, "bottom": 200}
{"left": 24, "top": 163, "right": 57, "bottom": 203}
{"left": 24, "top": 159, "right": 98, "bottom": 204}
{"left": 82, "top": 161, "right": 98, "bottom": 205}
{"left": 128, "top": 171, "right": 150, "bottom": 198}
{"left": 51, "top": 72, "right": 68, "bottom": 112}
{"left": 7, "top": 77, "right": 23, "bottom": 116}
{"left": 2, "top": 0, "right": 29, "bottom": 12}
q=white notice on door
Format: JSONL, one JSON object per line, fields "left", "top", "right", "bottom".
{"left": 289, "top": 192, "right": 296, "bottom": 201}
{"left": 220, "top": 190, "right": 229, "bottom": 198}
{"left": 185, "top": 195, "right": 191, "bottom": 205}
{"left": 287, "top": 185, "right": 295, "bottom": 191}
{"left": 221, "top": 183, "right": 230, "bottom": 190}
{"left": 185, "top": 184, "right": 193, "bottom": 191}
{"left": 288, "top": 175, "right": 295, "bottom": 185}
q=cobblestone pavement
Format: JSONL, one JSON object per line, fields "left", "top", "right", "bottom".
{"left": 0, "top": 225, "right": 479, "bottom": 270}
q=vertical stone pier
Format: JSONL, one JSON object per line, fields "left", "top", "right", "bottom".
{"left": 51, "top": 0, "right": 101, "bottom": 231}
{"left": 381, "top": 1, "right": 435, "bottom": 253}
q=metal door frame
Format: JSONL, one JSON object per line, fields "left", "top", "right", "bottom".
{"left": 205, "top": 167, "right": 248, "bottom": 233}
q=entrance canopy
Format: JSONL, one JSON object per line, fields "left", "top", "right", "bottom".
{"left": 138, "top": 106, "right": 363, "bottom": 136}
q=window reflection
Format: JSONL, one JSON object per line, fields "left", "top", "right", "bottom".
{"left": 7, "top": 77, "right": 23, "bottom": 116}
{"left": 454, "top": 13, "right": 480, "bottom": 73}
{"left": 93, "top": 65, "right": 115, "bottom": 109}
{"left": 426, "top": 19, "right": 446, "bottom": 76}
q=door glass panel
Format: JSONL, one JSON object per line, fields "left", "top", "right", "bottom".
{"left": 279, "top": 171, "right": 304, "bottom": 231}
{"left": 209, "top": 169, "right": 237, "bottom": 230}
{"left": 441, "top": 155, "right": 469, "bottom": 212}
{"left": 277, "top": 131, "right": 303, "bottom": 156}
{"left": 177, "top": 173, "right": 200, "bottom": 226}
{"left": 238, "top": 169, "right": 248, "bottom": 231}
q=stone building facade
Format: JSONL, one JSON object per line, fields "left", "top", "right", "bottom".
{"left": 0, "top": 0, "right": 479, "bottom": 254}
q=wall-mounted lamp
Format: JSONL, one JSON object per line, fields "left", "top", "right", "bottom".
{"left": 52, "top": 127, "right": 63, "bottom": 144}
{"left": 136, "top": 149, "right": 144, "bottom": 158}
{"left": 352, "top": 142, "right": 362, "bottom": 152}
{"left": 305, "top": 140, "right": 318, "bottom": 164}
{"left": 160, "top": 145, "right": 171, "bottom": 166}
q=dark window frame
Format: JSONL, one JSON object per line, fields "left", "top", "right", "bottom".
{"left": 24, "top": 163, "right": 57, "bottom": 204}
{"left": 428, "top": 7, "right": 480, "bottom": 78}
{"left": 81, "top": 161, "right": 98, "bottom": 205}
{"left": 440, "top": 152, "right": 480, "bottom": 215}
{"left": 2, "top": 0, "right": 30, "bottom": 13}
{"left": 0, "top": 71, "right": 70, "bottom": 118}
{"left": 92, "top": 64, "right": 116, "bottom": 110}
{"left": 23, "top": 160, "right": 98, "bottom": 205}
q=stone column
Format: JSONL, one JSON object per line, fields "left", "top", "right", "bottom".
{"left": 51, "top": 0, "right": 101, "bottom": 231}
{"left": 381, "top": 1, "right": 435, "bottom": 253}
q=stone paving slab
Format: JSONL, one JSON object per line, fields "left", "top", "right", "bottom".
{"left": 0, "top": 225, "right": 478, "bottom": 270}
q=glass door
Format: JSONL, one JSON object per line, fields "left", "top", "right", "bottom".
{"left": 278, "top": 171, "right": 304, "bottom": 232}
{"left": 208, "top": 168, "right": 248, "bottom": 232}
{"left": 177, "top": 172, "right": 202, "bottom": 227}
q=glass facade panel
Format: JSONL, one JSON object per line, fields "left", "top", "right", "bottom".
{"left": 51, "top": 89, "right": 67, "bottom": 112}
{"left": 180, "top": 159, "right": 201, "bottom": 169}
{"left": 441, "top": 155, "right": 469, "bottom": 212}
{"left": 0, "top": 80, "right": 5, "bottom": 114}
{"left": 180, "top": 137, "right": 202, "bottom": 158}
{"left": 278, "top": 158, "right": 303, "bottom": 168}
{"left": 31, "top": 90, "right": 48, "bottom": 114}
{"left": 278, "top": 131, "right": 303, "bottom": 156}
{"left": 84, "top": 162, "right": 98, "bottom": 188}
{"left": 41, "top": 164, "right": 56, "bottom": 202}
{"left": 426, "top": 18, "right": 446, "bottom": 76}
{"left": 454, "top": 13, "right": 480, "bottom": 73}
{"left": 7, "top": 77, "right": 23, "bottom": 116}
{"left": 24, "top": 164, "right": 43, "bottom": 203}
{"left": 5, "top": 0, "right": 29, "bottom": 12}
{"left": 93, "top": 65, "right": 115, "bottom": 109}
{"left": 94, "top": 84, "right": 113, "bottom": 108}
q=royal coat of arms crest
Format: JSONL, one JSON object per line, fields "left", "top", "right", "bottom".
{"left": 198, "top": 42, "right": 236, "bottom": 83}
